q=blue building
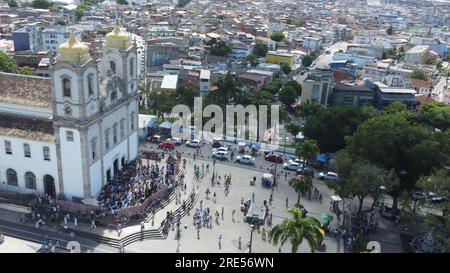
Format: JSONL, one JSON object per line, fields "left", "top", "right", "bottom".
{"left": 12, "top": 31, "right": 30, "bottom": 52}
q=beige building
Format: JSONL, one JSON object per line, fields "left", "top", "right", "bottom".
{"left": 301, "top": 69, "right": 333, "bottom": 106}
{"left": 404, "top": 45, "right": 430, "bottom": 65}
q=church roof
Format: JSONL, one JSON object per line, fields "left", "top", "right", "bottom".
{"left": 105, "top": 24, "right": 132, "bottom": 49}
{"left": 57, "top": 34, "right": 91, "bottom": 63}
{"left": 0, "top": 112, "right": 54, "bottom": 142}
{"left": 0, "top": 72, "right": 52, "bottom": 109}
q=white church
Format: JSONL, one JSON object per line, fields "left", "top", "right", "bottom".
{"left": 0, "top": 25, "right": 139, "bottom": 202}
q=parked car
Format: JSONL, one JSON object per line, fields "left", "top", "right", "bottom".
{"left": 410, "top": 191, "right": 427, "bottom": 202}
{"left": 265, "top": 154, "right": 283, "bottom": 163}
{"left": 158, "top": 141, "right": 175, "bottom": 150}
{"left": 235, "top": 155, "right": 255, "bottom": 165}
{"left": 212, "top": 150, "right": 229, "bottom": 161}
{"left": 186, "top": 139, "right": 201, "bottom": 148}
{"left": 168, "top": 137, "right": 183, "bottom": 145}
{"left": 283, "top": 161, "right": 302, "bottom": 171}
{"left": 212, "top": 146, "right": 229, "bottom": 155}
{"left": 296, "top": 166, "right": 314, "bottom": 176}
{"left": 428, "top": 192, "right": 448, "bottom": 203}
{"left": 318, "top": 171, "right": 338, "bottom": 180}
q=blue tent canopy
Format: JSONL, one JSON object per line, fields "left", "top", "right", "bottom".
{"left": 159, "top": 122, "right": 173, "bottom": 130}
{"left": 316, "top": 154, "right": 327, "bottom": 162}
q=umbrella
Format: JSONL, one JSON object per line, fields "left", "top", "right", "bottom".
{"left": 319, "top": 229, "right": 325, "bottom": 237}
{"left": 321, "top": 213, "right": 333, "bottom": 222}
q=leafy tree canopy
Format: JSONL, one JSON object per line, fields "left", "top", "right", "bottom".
{"left": 270, "top": 31, "right": 285, "bottom": 42}
{"left": 0, "top": 51, "right": 17, "bottom": 73}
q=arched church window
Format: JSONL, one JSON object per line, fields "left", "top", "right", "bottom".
{"left": 120, "top": 119, "right": 125, "bottom": 139}
{"left": 129, "top": 58, "right": 134, "bottom": 76}
{"left": 7, "top": 168, "right": 18, "bottom": 186}
{"left": 105, "top": 129, "right": 110, "bottom": 150}
{"left": 130, "top": 112, "right": 135, "bottom": 131}
{"left": 113, "top": 123, "right": 118, "bottom": 145}
{"left": 110, "top": 61, "right": 116, "bottom": 74}
{"left": 87, "top": 74, "right": 94, "bottom": 96}
{"left": 91, "top": 137, "right": 97, "bottom": 160}
{"left": 63, "top": 78, "right": 71, "bottom": 97}
{"left": 25, "top": 172, "right": 36, "bottom": 189}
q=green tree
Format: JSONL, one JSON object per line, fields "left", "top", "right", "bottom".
{"left": 75, "top": 4, "right": 91, "bottom": 20}
{"left": 345, "top": 107, "right": 449, "bottom": 210}
{"left": 270, "top": 31, "right": 285, "bottom": 42}
{"left": 269, "top": 207, "right": 323, "bottom": 253}
{"left": 254, "top": 44, "right": 268, "bottom": 57}
{"left": 410, "top": 68, "right": 429, "bottom": 81}
{"left": 0, "top": 51, "right": 17, "bottom": 73}
{"left": 208, "top": 72, "right": 244, "bottom": 107}
{"left": 296, "top": 100, "right": 323, "bottom": 118}
{"left": 386, "top": 25, "right": 394, "bottom": 35}
{"left": 281, "top": 63, "right": 291, "bottom": 75}
{"left": 209, "top": 41, "right": 231, "bottom": 56}
{"left": 175, "top": 85, "right": 199, "bottom": 110}
{"left": 417, "top": 169, "right": 450, "bottom": 216}
{"left": 205, "top": 38, "right": 217, "bottom": 46}
{"left": 303, "top": 105, "right": 376, "bottom": 152}
{"left": 284, "top": 80, "right": 302, "bottom": 96}
{"left": 117, "top": 0, "right": 128, "bottom": 4}
{"left": 32, "top": 0, "right": 51, "bottom": 9}
{"left": 285, "top": 122, "right": 301, "bottom": 140}
{"left": 289, "top": 176, "right": 313, "bottom": 207}
{"left": 246, "top": 54, "right": 259, "bottom": 67}
{"left": 260, "top": 83, "right": 279, "bottom": 95}
{"left": 302, "top": 54, "right": 315, "bottom": 68}
{"left": 296, "top": 138, "right": 319, "bottom": 166}
{"left": 279, "top": 85, "right": 297, "bottom": 106}
{"left": 8, "top": 0, "right": 18, "bottom": 7}
{"left": 416, "top": 103, "right": 450, "bottom": 131}
{"left": 49, "top": 5, "right": 60, "bottom": 12}
{"left": 177, "top": 0, "right": 190, "bottom": 7}
{"left": 19, "top": 66, "right": 34, "bottom": 75}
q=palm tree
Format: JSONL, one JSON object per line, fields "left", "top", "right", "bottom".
{"left": 285, "top": 122, "right": 301, "bottom": 141}
{"left": 289, "top": 175, "right": 313, "bottom": 207}
{"left": 296, "top": 138, "right": 319, "bottom": 167}
{"left": 269, "top": 207, "right": 323, "bottom": 253}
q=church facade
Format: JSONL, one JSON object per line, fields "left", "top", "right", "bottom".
{"left": 0, "top": 25, "right": 139, "bottom": 201}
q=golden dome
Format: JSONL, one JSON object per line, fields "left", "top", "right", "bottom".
{"left": 57, "top": 34, "right": 91, "bottom": 63}
{"left": 105, "top": 24, "right": 132, "bottom": 49}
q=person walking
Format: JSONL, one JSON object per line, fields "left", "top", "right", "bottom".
{"left": 90, "top": 219, "right": 96, "bottom": 229}
{"left": 140, "top": 221, "right": 145, "bottom": 233}
{"left": 221, "top": 207, "right": 224, "bottom": 220}
{"left": 218, "top": 234, "right": 222, "bottom": 249}
{"left": 74, "top": 217, "right": 78, "bottom": 228}
{"left": 238, "top": 236, "right": 242, "bottom": 250}
{"left": 232, "top": 210, "right": 236, "bottom": 221}
{"left": 285, "top": 197, "right": 289, "bottom": 208}
{"left": 117, "top": 223, "right": 122, "bottom": 237}
{"left": 285, "top": 171, "right": 288, "bottom": 180}
{"left": 252, "top": 192, "right": 255, "bottom": 203}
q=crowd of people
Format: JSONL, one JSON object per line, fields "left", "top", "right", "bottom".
{"left": 97, "top": 159, "right": 177, "bottom": 210}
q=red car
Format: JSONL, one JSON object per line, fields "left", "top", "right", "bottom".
{"left": 158, "top": 141, "right": 175, "bottom": 150}
{"left": 265, "top": 154, "right": 283, "bottom": 163}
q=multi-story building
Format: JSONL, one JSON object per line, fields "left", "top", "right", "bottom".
{"left": 265, "top": 51, "right": 296, "bottom": 68}
{"left": 301, "top": 69, "right": 333, "bottom": 106}
{"left": 404, "top": 45, "right": 431, "bottom": 65}
{"left": 148, "top": 22, "right": 176, "bottom": 39}
{"left": 229, "top": 41, "right": 253, "bottom": 59}
{"left": 146, "top": 37, "right": 188, "bottom": 67}
{"left": 42, "top": 26, "right": 82, "bottom": 53}
{"left": 0, "top": 25, "right": 139, "bottom": 201}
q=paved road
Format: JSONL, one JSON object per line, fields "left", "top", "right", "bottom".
{"left": 0, "top": 218, "right": 117, "bottom": 253}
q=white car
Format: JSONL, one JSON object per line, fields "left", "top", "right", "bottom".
{"left": 235, "top": 155, "right": 255, "bottom": 165}
{"left": 186, "top": 139, "right": 201, "bottom": 148}
{"left": 212, "top": 146, "right": 229, "bottom": 155}
{"left": 318, "top": 171, "right": 338, "bottom": 180}
{"left": 212, "top": 150, "right": 229, "bottom": 161}
{"left": 283, "top": 161, "right": 302, "bottom": 171}
{"left": 169, "top": 137, "right": 183, "bottom": 145}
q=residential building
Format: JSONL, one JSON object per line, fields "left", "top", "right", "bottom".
{"left": 301, "top": 69, "right": 333, "bottom": 106}
{"left": 404, "top": 45, "right": 431, "bottom": 65}
{"left": 265, "top": 51, "right": 296, "bottom": 68}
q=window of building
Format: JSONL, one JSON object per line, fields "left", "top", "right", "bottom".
{"left": 66, "top": 131, "right": 74, "bottom": 142}
{"left": 4, "top": 140, "right": 12, "bottom": 155}
{"left": 105, "top": 129, "right": 110, "bottom": 150}
{"left": 130, "top": 112, "right": 135, "bottom": 131}
{"left": 25, "top": 172, "right": 36, "bottom": 189}
{"left": 91, "top": 138, "right": 97, "bottom": 160}
{"left": 43, "top": 146, "right": 50, "bottom": 161}
{"left": 120, "top": 119, "right": 125, "bottom": 139}
{"left": 110, "top": 61, "right": 116, "bottom": 74}
{"left": 113, "top": 123, "right": 118, "bottom": 144}
{"left": 87, "top": 74, "right": 94, "bottom": 96}
{"left": 130, "top": 58, "right": 134, "bottom": 76}
{"left": 6, "top": 168, "right": 18, "bottom": 186}
{"left": 23, "top": 143, "right": 31, "bottom": 158}
{"left": 63, "top": 77, "right": 71, "bottom": 97}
